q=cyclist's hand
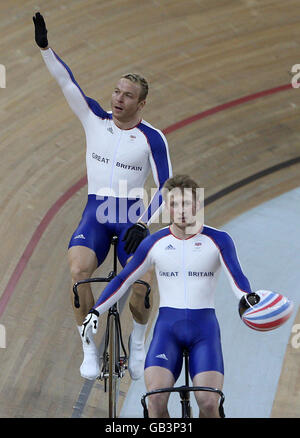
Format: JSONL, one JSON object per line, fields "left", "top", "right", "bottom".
{"left": 238, "top": 292, "right": 260, "bottom": 317}
{"left": 123, "top": 222, "right": 148, "bottom": 254}
{"left": 32, "top": 12, "right": 48, "bottom": 48}
{"left": 81, "top": 309, "right": 99, "bottom": 342}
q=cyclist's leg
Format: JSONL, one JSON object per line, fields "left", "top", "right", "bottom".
{"left": 192, "top": 371, "right": 224, "bottom": 418}
{"left": 68, "top": 196, "right": 113, "bottom": 379}
{"left": 127, "top": 265, "right": 153, "bottom": 379}
{"left": 119, "top": 236, "right": 153, "bottom": 354}
{"left": 116, "top": 203, "right": 153, "bottom": 379}
{"left": 128, "top": 263, "right": 153, "bottom": 325}
{"left": 144, "top": 309, "right": 183, "bottom": 417}
{"left": 68, "top": 246, "right": 98, "bottom": 325}
{"left": 68, "top": 243, "right": 101, "bottom": 380}
{"left": 188, "top": 309, "right": 224, "bottom": 418}
{"left": 144, "top": 366, "right": 175, "bottom": 418}
{"left": 116, "top": 198, "right": 152, "bottom": 323}
{"left": 68, "top": 224, "right": 112, "bottom": 324}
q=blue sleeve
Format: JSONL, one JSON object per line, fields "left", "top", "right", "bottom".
{"left": 137, "top": 124, "right": 172, "bottom": 224}
{"left": 219, "top": 232, "right": 252, "bottom": 294}
{"left": 202, "top": 226, "right": 252, "bottom": 298}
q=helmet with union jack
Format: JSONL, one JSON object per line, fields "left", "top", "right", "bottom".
{"left": 239, "top": 290, "right": 294, "bottom": 331}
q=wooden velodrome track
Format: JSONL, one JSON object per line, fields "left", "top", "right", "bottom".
{"left": 0, "top": 0, "right": 300, "bottom": 418}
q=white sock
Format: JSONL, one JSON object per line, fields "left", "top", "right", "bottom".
{"left": 77, "top": 326, "right": 100, "bottom": 380}
{"left": 128, "top": 320, "right": 147, "bottom": 380}
{"left": 131, "top": 319, "right": 147, "bottom": 345}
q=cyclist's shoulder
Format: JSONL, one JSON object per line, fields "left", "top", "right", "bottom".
{"left": 84, "top": 97, "right": 111, "bottom": 120}
{"left": 201, "top": 224, "right": 233, "bottom": 246}
{"left": 137, "top": 120, "right": 168, "bottom": 147}
{"left": 138, "top": 119, "right": 161, "bottom": 132}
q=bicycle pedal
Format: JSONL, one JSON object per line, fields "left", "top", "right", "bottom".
{"left": 99, "top": 371, "right": 108, "bottom": 380}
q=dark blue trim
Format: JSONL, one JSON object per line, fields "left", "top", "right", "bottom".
{"left": 202, "top": 226, "right": 252, "bottom": 293}
{"left": 52, "top": 50, "right": 111, "bottom": 120}
{"left": 137, "top": 123, "right": 171, "bottom": 223}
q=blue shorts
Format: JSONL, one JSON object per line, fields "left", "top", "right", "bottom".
{"left": 145, "top": 307, "right": 224, "bottom": 381}
{"left": 68, "top": 195, "right": 148, "bottom": 267}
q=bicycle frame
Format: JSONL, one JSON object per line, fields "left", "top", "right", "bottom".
{"left": 73, "top": 235, "right": 151, "bottom": 418}
{"left": 141, "top": 349, "right": 225, "bottom": 418}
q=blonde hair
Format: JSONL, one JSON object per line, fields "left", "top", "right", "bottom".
{"left": 121, "top": 73, "right": 149, "bottom": 101}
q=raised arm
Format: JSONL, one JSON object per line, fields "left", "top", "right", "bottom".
{"left": 33, "top": 12, "right": 106, "bottom": 125}
{"left": 41, "top": 48, "right": 92, "bottom": 123}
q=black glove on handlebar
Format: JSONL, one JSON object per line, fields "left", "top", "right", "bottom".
{"left": 33, "top": 12, "right": 48, "bottom": 48}
{"left": 123, "top": 223, "right": 148, "bottom": 254}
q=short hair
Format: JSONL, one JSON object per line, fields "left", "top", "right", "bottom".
{"left": 121, "top": 73, "right": 149, "bottom": 101}
{"left": 163, "top": 175, "right": 200, "bottom": 200}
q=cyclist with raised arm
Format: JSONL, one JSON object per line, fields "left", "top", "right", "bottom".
{"left": 82, "top": 175, "right": 255, "bottom": 418}
{"left": 33, "top": 12, "right": 172, "bottom": 381}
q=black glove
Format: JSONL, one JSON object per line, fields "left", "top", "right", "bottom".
{"left": 123, "top": 223, "right": 148, "bottom": 254}
{"left": 238, "top": 292, "right": 260, "bottom": 318}
{"left": 33, "top": 12, "right": 48, "bottom": 48}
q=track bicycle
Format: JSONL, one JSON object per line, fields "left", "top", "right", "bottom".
{"left": 73, "top": 235, "right": 151, "bottom": 418}
{"left": 141, "top": 348, "right": 225, "bottom": 418}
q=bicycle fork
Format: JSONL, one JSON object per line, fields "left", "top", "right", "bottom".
{"left": 99, "top": 305, "right": 128, "bottom": 387}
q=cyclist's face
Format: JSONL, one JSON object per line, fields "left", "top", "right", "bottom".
{"left": 167, "top": 189, "right": 199, "bottom": 228}
{"left": 111, "top": 78, "right": 145, "bottom": 123}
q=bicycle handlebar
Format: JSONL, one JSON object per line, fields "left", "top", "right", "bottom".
{"left": 141, "top": 385, "right": 225, "bottom": 418}
{"left": 73, "top": 277, "right": 151, "bottom": 309}
{"left": 72, "top": 276, "right": 113, "bottom": 308}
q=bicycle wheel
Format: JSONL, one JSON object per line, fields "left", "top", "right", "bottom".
{"left": 108, "top": 313, "right": 120, "bottom": 417}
